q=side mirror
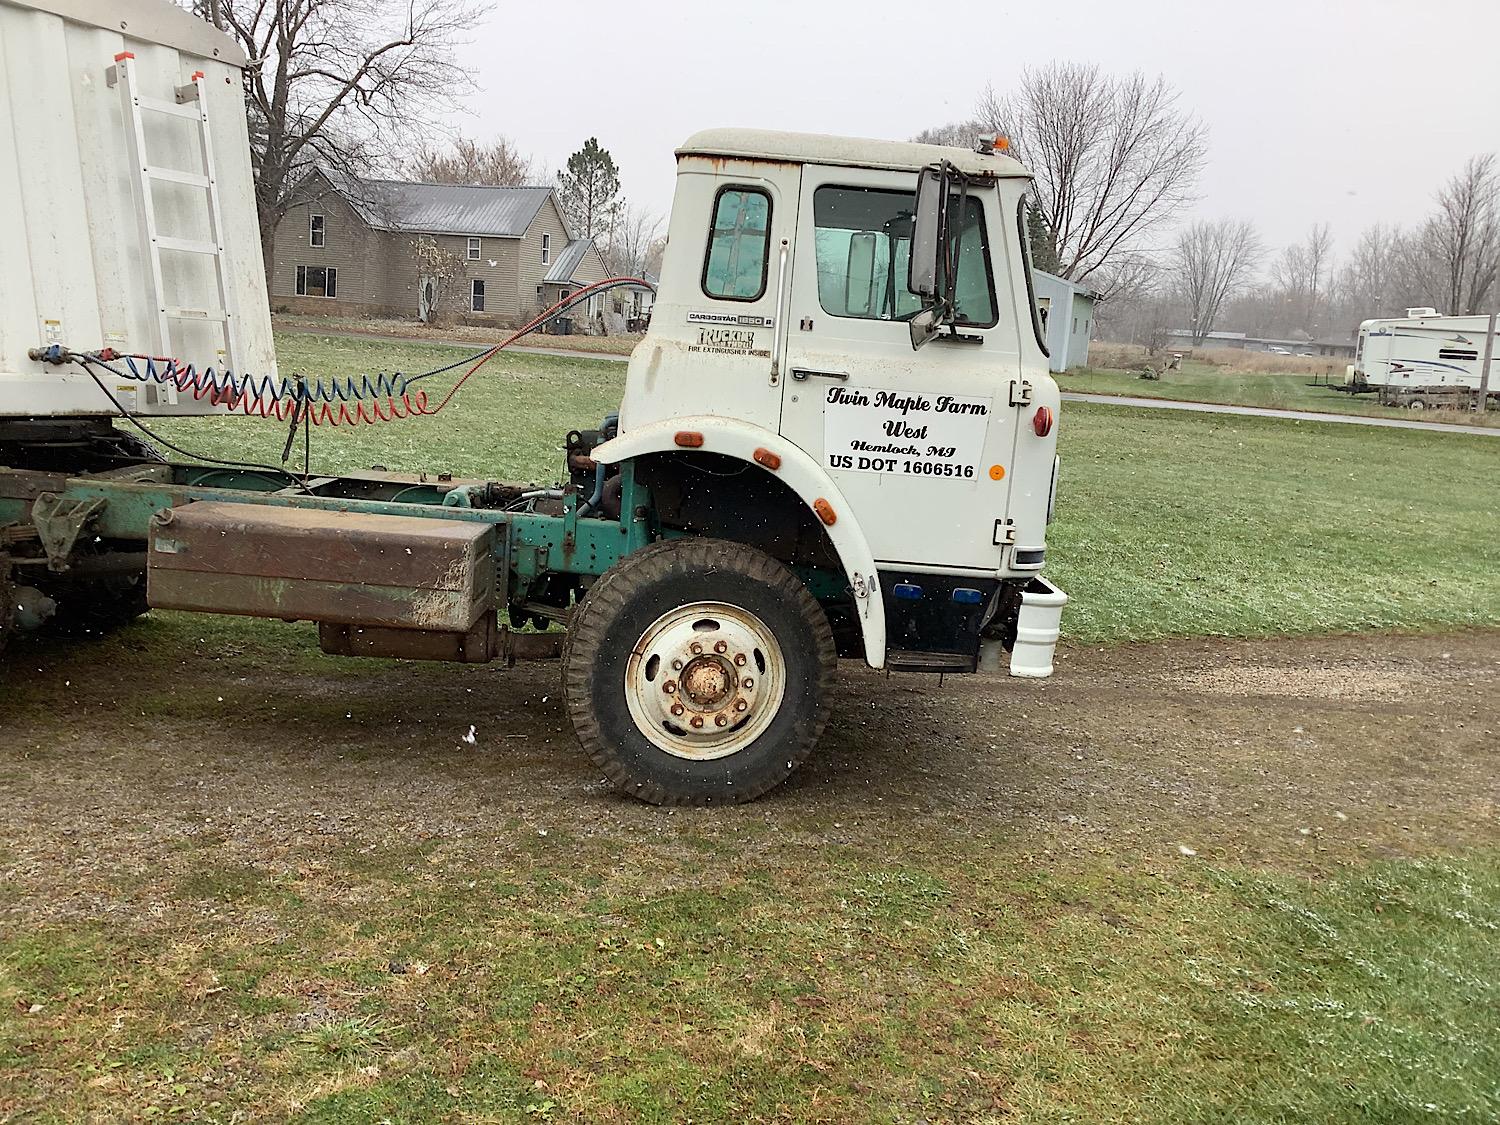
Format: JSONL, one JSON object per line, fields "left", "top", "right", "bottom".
{"left": 908, "top": 307, "right": 940, "bottom": 350}
{"left": 845, "top": 231, "right": 878, "bottom": 316}
{"left": 908, "top": 166, "right": 942, "bottom": 300}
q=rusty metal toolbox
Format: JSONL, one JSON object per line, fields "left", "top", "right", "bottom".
{"left": 147, "top": 502, "right": 495, "bottom": 632}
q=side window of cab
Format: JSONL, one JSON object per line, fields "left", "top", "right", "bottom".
{"left": 702, "top": 187, "right": 771, "bottom": 301}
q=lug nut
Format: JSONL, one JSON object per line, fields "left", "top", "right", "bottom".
{"left": 715, "top": 715, "right": 728, "bottom": 727}
{"left": 733, "top": 653, "right": 746, "bottom": 666}
{"left": 671, "top": 703, "right": 685, "bottom": 716}
{"left": 690, "top": 716, "right": 705, "bottom": 729}
{"left": 672, "top": 659, "right": 683, "bottom": 670}
{"left": 663, "top": 681, "right": 676, "bottom": 694}
{"left": 743, "top": 677, "right": 753, "bottom": 688}
{"left": 735, "top": 700, "right": 748, "bottom": 712}
{"left": 690, "top": 642, "right": 703, "bottom": 654}
{"left": 714, "top": 640, "right": 727, "bottom": 653}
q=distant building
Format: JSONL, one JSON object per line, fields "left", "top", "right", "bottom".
{"left": 1165, "top": 329, "right": 1248, "bottom": 350}
{"left": 270, "top": 170, "right": 627, "bottom": 328}
{"left": 1311, "top": 335, "right": 1357, "bottom": 358}
{"left": 1164, "top": 330, "right": 1354, "bottom": 357}
{"left": 1031, "top": 270, "right": 1096, "bottom": 372}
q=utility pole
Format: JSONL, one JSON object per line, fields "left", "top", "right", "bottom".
{"left": 1478, "top": 311, "right": 1496, "bottom": 414}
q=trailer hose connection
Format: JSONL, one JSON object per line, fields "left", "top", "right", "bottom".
{"left": 65, "top": 276, "right": 654, "bottom": 428}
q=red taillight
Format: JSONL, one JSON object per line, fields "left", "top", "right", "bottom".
{"left": 1032, "top": 406, "right": 1054, "bottom": 437}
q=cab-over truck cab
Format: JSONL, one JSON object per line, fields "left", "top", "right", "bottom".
{"left": 565, "top": 129, "right": 1066, "bottom": 800}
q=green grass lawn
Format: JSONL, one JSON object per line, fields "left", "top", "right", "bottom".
{"left": 5, "top": 835, "right": 1496, "bottom": 1123}
{"left": 4, "top": 332, "right": 1499, "bottom": 1123}
{"left": 1061, "top": 359, "right": 1498, "bottom": 427}
{"left": 152, "top": 333, "right": 1500, "bottom": 646}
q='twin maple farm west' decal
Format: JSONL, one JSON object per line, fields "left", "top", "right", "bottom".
{"left": 822, "top": 386, "right": 992, "bottom": 478}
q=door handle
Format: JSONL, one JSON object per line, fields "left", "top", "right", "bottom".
{"left": 769, "top": 238, "right": 789, "bottom": 386}
{"left": 791, "top": 368, "right": 849, "bottom": 382}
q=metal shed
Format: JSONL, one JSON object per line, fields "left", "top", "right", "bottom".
{"left": 1031, "top": 270, "right": 1096, "bottom": 373}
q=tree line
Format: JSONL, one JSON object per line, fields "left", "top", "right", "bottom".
{"left": 921, "top": 62, "right": 1499, "bottom": 347}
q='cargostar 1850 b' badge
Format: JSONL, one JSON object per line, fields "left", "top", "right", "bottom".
{"left": 687, "top": 311, "right": 774, "bottom": 328}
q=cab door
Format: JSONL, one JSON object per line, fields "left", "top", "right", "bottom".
{"left": 776, "top": 165, "right": 1023, "bottom": 572}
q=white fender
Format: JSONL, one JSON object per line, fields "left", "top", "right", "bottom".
{"left": 593, "top": 415, "right": 887, "bottom": 668}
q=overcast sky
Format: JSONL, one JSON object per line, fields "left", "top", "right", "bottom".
{"left": 447, "top": 0, "right": 1500, "bottom": 265}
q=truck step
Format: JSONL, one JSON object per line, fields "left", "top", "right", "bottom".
{"left": 885, "top": 650, "right": 976, "bottom": 674}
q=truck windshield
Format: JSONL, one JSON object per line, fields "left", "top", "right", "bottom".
{"left": 813, "top": 185, "right": 996, "bottom": 327}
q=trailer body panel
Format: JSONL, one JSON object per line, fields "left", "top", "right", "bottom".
{"left": 0, "top": 0, "right": 273, "bottom": 418}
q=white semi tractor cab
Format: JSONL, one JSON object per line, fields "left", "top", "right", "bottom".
{"left": 0, "top": 1, "right": 1066, "bottom": 805}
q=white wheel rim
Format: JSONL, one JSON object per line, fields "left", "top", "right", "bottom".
{"left": 624, "top": 600, "right": 787, "bottom": 761}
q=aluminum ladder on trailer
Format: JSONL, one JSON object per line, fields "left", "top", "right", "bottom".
{"left": 106, "top": 51, "right": 239, "bottom": 370}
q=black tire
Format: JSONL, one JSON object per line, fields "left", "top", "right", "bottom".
{"left": 563, "top": 538, "right": 836, "bottom": 805}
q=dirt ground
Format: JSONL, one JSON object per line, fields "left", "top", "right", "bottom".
{"left": 1, "top": 626, "right": 1496, "bottom": 919}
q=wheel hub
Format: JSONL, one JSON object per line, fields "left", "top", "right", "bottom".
{"left": 624, "top": 601, "right": 786, "bottom": 760}
{"left": 681, "top": 655, "right": 732, "bottom": 707}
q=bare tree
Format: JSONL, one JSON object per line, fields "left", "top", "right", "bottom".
{"left": 1338, "top": 224, "right": 1400, "bottom": 313}
{"left": 213, "top": 0, "right": 482, "bottom": 277}
{"left": 1269, "top": 223, "right": 1334, "bottom": 334}
{"left": 912, "top": 121, "right": 986, "bottom": 148}
{"left": 1173, "top": 220, "right": 1263, "bottom": 344}
{"left": 974, "top": 63, "right": 1207, "bottom": 290}
{"left": 1421, "top": 154, "right": 1500, "bottom": 315}
{"left": 605, "top": 203, "right": 663, "bottom": 278}
{"left": 403, "top": 135, "right": 535, "bottom": 186}
{"left": 409, "top": 236, "right": 466, "bottom": 324}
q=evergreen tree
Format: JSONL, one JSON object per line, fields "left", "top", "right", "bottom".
{"left": 1025, "top": 197, "right": 1061, "bottom": 275}
{"left": 556, "top": 138, "right": 622, "bottom": 241}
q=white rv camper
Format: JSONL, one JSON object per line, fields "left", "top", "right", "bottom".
{"left": 1350, "top": 308, "right": 1496, "bottom": 407}
{"left": 0, "top": 0, "right": 274, "bottom": 418}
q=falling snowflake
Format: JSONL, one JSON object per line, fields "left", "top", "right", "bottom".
{"left": 462, "top": 725, "right": 477, "bottom": 745}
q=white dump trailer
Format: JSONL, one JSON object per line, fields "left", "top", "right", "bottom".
{"left": 0, "top": 0, "right": 274, "bottom": 418}
{"left": 1351, "top": 308, "right": 1497, "bottom": 407}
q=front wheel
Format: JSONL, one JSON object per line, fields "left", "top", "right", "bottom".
{"left": 562, "top": 538, "right": 837, "bottom": 805}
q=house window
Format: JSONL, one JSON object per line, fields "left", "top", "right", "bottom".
{"left": 471, "top": 278, "right": 485, "bottom": 312}
{"left": 467, "top": 236, "right": 481, "bottom": 261}
{"left": 309, "top": 213, "right": 325, "bottom": 248}
{"left": 541, "top": 233, "right": 551, "bottom": 264}
{"left": 703, "top": 186, "right": 771, "bottom": 301}
{"left": 560, "top": 288, "right": 570, "bottom": 303}
{"left": 295, "top": 264, "right": 336, "bottom": 298}
{"left": 536, "top": 284, "right": 546, "bottom": 306}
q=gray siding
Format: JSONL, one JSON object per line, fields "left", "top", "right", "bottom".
{"left": 270, "top": 172, "right": 383, "bottom": 314}
{"left": 270, "top": 178, "right": 598, "bottom": 326}
{"left": 520, "top": 197, "right": 574, "bottom": 310}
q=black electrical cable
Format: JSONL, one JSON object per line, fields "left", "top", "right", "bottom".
{"left": 74, "top": 276, "right": 655, "bottom": 480}
{"left": 79, "top": 361, "right": 298, "bottom": 480}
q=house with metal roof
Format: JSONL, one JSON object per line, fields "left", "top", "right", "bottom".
{"left": 269, "top": 169, "right": 612, "bottom": 327}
